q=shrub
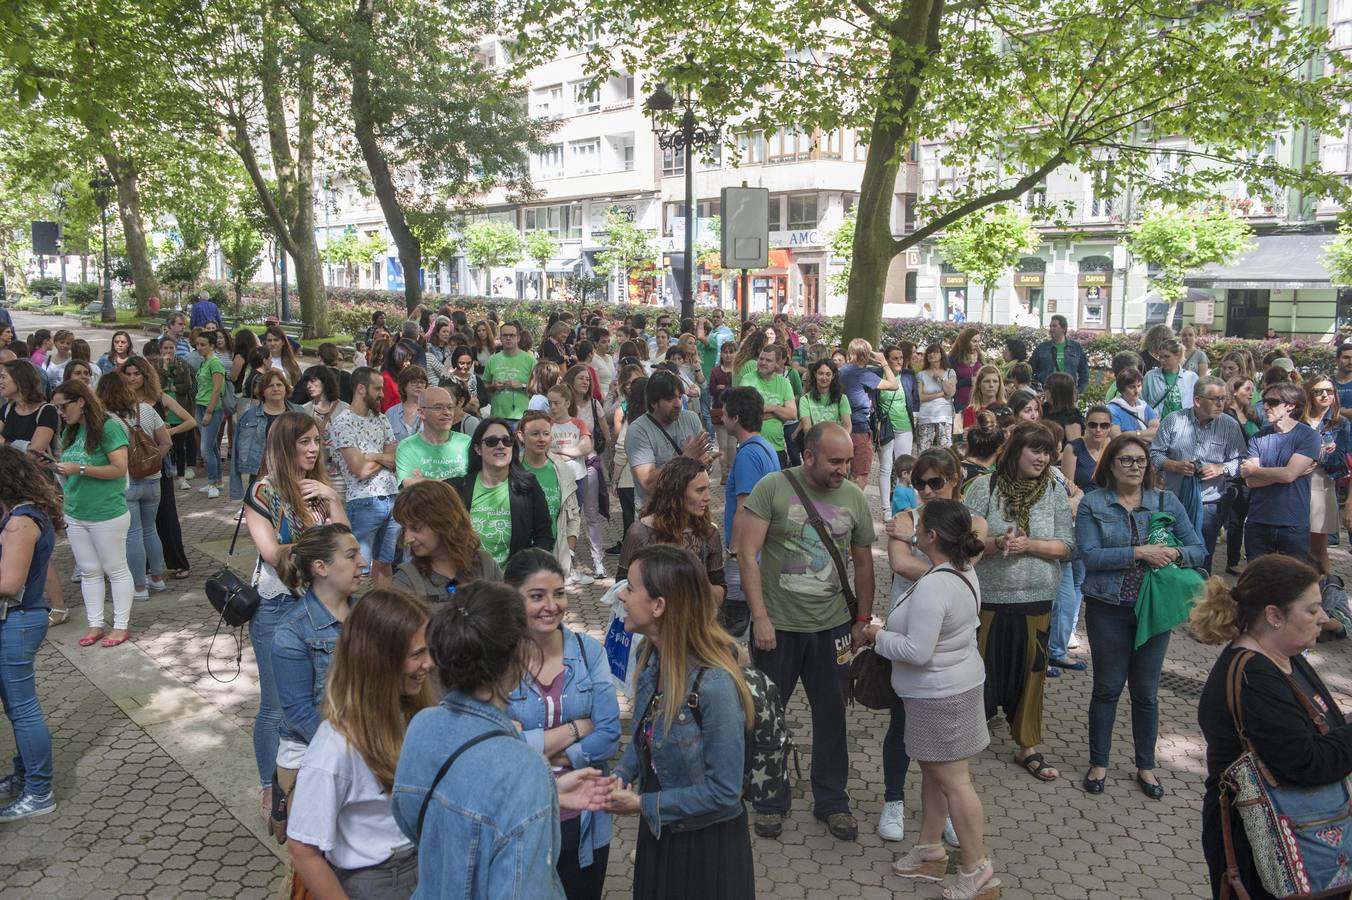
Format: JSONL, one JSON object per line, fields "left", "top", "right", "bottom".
{"left": 66, "top": 282, "right": 99, "bottom": 306}
{"left": 26, "top": 277, "right": 60, "bottom": 298}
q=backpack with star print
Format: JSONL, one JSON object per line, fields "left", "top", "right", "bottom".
{"left": 690, "top": 665, "right": 798, "bottom": 805}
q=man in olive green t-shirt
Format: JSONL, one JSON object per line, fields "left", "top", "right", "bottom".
{"left": 735, "top": 422, "right": 875, "bottom": 842}
{"left": 746, "top": 346, "right": 796, "bottom": 466}
{"left": 483, "top": 321, "right": 536, "bottom": 425}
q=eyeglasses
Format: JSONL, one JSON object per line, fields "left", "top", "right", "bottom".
{"left": 53, "top": 400, "right": 76, "bottom": 412}
{"left": 421, "top": 404, "right": 454, "bottom": 414}
{"left": 480, "top": 435, "right": 513, "bottom": 448}
{"left": 911, "top": 475, "right": 947, "bottom": 491}
{"left": 1115, "top": 456, "right": 1148, "bottom": 468}
{"left": 1196, "top": 393, "right": 1225, "bottom": 403}
{"left": 1262, "top": 397, "right": 1287, "bottom": 407}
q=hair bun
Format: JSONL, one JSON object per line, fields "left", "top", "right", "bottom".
{"left": 961, "top": 531, "right": 986, "bottom": 559}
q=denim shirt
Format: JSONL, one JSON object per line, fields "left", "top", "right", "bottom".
{"left": 230, "top": 401, "right": 305, "bottom": 500}
{"left": 506, "top": 627, "right": 620, "bottom": 868}
{"left": 1075, "top": 487, "right": 1206, "bottom": 604}
{"left": 392, "top": 693, "right": 565, "bottom": 900}
{"left": 272, "top": 588, "right": 348, "bottom": 746}
{"left": 613, "top": 652, "right": 746, "bottom": 837}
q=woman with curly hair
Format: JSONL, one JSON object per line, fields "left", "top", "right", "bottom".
{"left": 0, "top": 446, "right": 64, "bottom": 820}
{"left": 616, "top": 456, "right": 725, "bottom": 604}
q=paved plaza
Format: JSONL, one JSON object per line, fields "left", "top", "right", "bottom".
{"left": 0, "top": 312, "right": 1340, "bottom": 899}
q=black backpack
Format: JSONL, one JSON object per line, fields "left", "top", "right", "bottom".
{"left": 689, "top": 666, "right": 799, "bottom": 806}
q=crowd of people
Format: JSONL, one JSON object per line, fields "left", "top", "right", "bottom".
{"left": 2, "top": 300, "right": 1352, "bottom": 900}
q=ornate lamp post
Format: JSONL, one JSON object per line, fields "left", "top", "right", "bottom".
{"left": 89, "top": 169, "right": 117, "bottom": 322}
{"left": 645, "top": 81, "right": 721, "bottom": 323}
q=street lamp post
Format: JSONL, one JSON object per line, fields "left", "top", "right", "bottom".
{"left": 646, "top": 82, "right": 721, "bottom": 324}
{"left": 90, "top": 169, "right": 117, "bottom": 323}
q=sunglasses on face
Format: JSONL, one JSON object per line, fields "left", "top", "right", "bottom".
{"left": 480, "top": 435, "right": 513, "bottom": 448}
{"left": 1311, "top": 388, "right": 1335, "bottom": 397}
{"left": 912, "top": 475, "right": 947, "bottom": 491}
{"left": 1086, "top": 421, "right": 1112, "bottom": 430}
{"left": 1262, "top": 397, "right": 1287, "bottom": 408}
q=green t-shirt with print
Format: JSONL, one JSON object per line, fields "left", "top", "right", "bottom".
{"left": 195, "top": 355, "right": 227, "bottom": 408}
{"left": 749, "top": 372, "right": 794, "bottom": 451}
{"left": 880, "top": 387, "right": 913, "bottom": 432}
{"left": 799, "top": 393, "right": 850, "bottom": 430}
{"left": 522, "top": 460, "right": 560, "bottom": 537}
{"left": 484, "top": 350, "right": 537, "bottom": 421}
{"left": 470, "top": 478, "right": 513, "bottom": 566}
{"left": 734, "top": 359, "right": 758, "bottom": 387}
{"left": 62, "top": 419, "right": 130, "bottom": 522}
{"left": 698, "top": 338, "right": 718, "bottom": 380}
{"left": 395, "top": 432, "right": 471, "bottom": 485}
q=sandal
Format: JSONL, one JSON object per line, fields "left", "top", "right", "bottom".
{"left": 1012, "top": 751, "right": 1059, "bottom": 781}
{"left": 47, "top": 608, "right": 70, "bottom": 627}
{"left": 893, "top": 843, "right": 948, "bottom": 881}
{"left": 101, "top": 630, "right": 132, "bottom": 648}
{"left": 942, "top": 857, "right": 1001, "bottom": 899}
{"left": 171, "top": 569, "right": 191, "bottom": 580}
{"left": 78, "top": 629, "right": 106, "bottom": 647}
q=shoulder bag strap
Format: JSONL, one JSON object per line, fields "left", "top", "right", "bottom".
{"left": 415, "top": 730, "right": 513, "bottom": 839}
{"left": 782, "top": 469, "right": 856, "bottom": 614}
{"left": 929, "top": 567, "right": 979, "bottom": 606}
{"left": 642, "top": 414, "right": 684, "bottom": 456}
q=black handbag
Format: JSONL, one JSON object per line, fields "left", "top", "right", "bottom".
{"left": 205, "top": 565, "right": 261, "bottom": 627}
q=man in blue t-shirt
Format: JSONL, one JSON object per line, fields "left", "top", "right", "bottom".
{"left": 1335, "top": 343, "right": 1352, "bottom": 424}
{"left": 1242, "top": 381, "right": 1324, "bottom": 558}
{"left": 723, "top": 387, "right": 780, "bottom": 636}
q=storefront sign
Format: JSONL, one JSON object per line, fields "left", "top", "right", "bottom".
{"left": 1015, "top": 273, "right": 1044, "bottom": 287}
{"left": 1085, "top": 286, "right": 1101, "bottom": 300}
{"left": 1194, "top": 299, "right": 1215, "bottom": 325}
{"left": 1078, "top": 272, "right": 1109, "bottom": 286}
{"left": 940, "top": 274, "right": 967, "bottom": 287}
{"left": 770, "top": 230, "right": 820, "bottom": 248}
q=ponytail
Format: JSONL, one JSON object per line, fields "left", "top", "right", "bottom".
{"left": 277, "top": 523, "right": 353, "bottom": 594}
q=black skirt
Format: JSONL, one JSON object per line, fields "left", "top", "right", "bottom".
{"left": 632, "top": 807, "right": 754, "bottom": 900}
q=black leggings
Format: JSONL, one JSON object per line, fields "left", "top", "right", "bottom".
{"left": 171, "top": 429, "right": 197, "bottom": 477}
{"left": 618, "top": 486, "right": 635, "bottom": 536}
{"left": 557, "top": 817, "right": 609, "bottom": 900}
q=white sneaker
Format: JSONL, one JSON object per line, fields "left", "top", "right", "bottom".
{"left": 198, "top": 484, "right": 212, "bottom": 493}
{"left": 132, "top": 588, "right": 150, "bottom": 601}
{"left": 942, "top": 817, "right": 960, "bottom": 848}
{"left": 1067, "top": 635, "right": 1080, "bottom": 650}
{"left": 206, "top": 485, "right": 220, "bottom": 499}
{"left": 70, "top": 570, "right": 82, "bottom": 583}
{"left": 147, "top": 578, "right": 167, "bottom": 592}
{"left": 571, "top": 571, "right": 595, "bottom": 586}
{"left": 877, "top": 800, "right": 905, "bottom": 842}
{"left": 184, "top": 467, "right": 196, "bottom": 480}
{"left": 178, "top": 478, "right": 191, "bottom": 491}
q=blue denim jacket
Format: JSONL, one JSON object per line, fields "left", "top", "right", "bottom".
{"left": 506, "top": 627, "right": 620, "bottom": 868}
{"left": 230, "top": 401, "right": 305, "bottom": 500}
{"left": 271, "top": 588, "right": 347, "bottom": 746}
{"left": 614, "top": 652, "right": 746, "bottom": 837}
{"left": 392, "top": 693, "right": 565, "bottom": 900}
{"left": 1075, "top": 487, "right": 1206, "bottom": 604}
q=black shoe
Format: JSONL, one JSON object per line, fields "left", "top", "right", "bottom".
{"left": 819, "top": 811, "right": 858, "bottom": 841}
{"left": 1225, "top": 566, "right": 1240, "bottom": 576}
{"left": 1136, "top": 773, "right": 1164, "bottom": 800}
{"left": 605, "top": 543, "right": 623, "bottom": 555}
{"left": 1082, "top": 773, "right": 1105, "bottom": 795}
{"left": 753, "top": 812, "right": 784, "bottom": 838}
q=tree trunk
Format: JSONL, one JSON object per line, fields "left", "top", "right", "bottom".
{"left": 103, "top": 149, "right": 160, "bottom": 316}
{"left": 350, "top": 0, "right": 422, "bottom": 313}
{"left": 292, "top": 247, "right": 327, "bottom": 338}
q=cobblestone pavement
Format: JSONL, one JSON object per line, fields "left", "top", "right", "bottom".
{"left": 3, "top": 311, "right": 1347, "bottom": 898}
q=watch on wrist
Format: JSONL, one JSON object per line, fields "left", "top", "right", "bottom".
{"left": 79, "top": 463, "right": 87, "bottom": 476}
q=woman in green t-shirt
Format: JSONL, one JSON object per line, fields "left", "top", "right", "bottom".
{"left": 799, "top": 359, "right": 852, "bottom": 432}
{"left": 51, "top": 380, "right": 134, "bottom": 648}
{"left": 193, "top": 332, "right": 227, "bottom": 497}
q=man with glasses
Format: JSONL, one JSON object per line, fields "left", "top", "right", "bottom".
{"left": 394, "top": 387, "right": 471, "bottom": 486}
{"left": 483, "top": 320, "right": 535, "bottom": 430}
{"left": 1240, "top": 382, "right": 1322, "bottom": 559}
{"left": 1148, "top": 376, "right": 1245, "bottom": 572}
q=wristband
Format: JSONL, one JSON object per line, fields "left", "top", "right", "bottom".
{"left": 569, "top": 721, "right": 580, "bottom": 742}
{"left": 856, "top": 615, "right": 871, "bottom": 623}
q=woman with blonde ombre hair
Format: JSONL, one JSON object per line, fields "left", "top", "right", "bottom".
{"left": 609, "top": 544, "right": 756, "bottom": 898}
{"left": 961, "top": 364, "right": 1006, "bottom": 430}
{"left": 243, "top": 411, "right": 347, "bottom": 818}
{"left": 286, "top": 588, "right": 434, "bottom": 899}
{"left": 839, "top": 337, "right": 899, "bottom": 489}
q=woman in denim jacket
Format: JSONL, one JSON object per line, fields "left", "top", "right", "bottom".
{"left": 505, "top": 550, "right": 620, "bottom": 900}
{"left": 271, "top": 524, "right": 365, "bottom": 810}
{"left": 229, "top": 369, "right": 304, "bottom": 501}
{"left": 1074, "top": 433, "right": 1204, "bottom": 800}
{"left": 608, "top": 544, "right": 756, "bottom": 899}
{"left": 392, "top": 582, "right": 611, "bottom": 899}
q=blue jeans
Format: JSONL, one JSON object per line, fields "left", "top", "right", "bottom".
{"left": 346, "top": 494, "right": 401, "bottom": 565}
{"left": 0, "top": 609, "right": 53, "bottom": 796}
{"left": 125, "top": 477, "right": 165, "bottom": 587}
{"left": 196, "top": 405, "right": 223, "bottom": 483}
{"left": 1085, "top": 598, "right": 1169, "bottom": 770}
{"left": 1245, "top": 520, "right": 1309, "bottom": 559}
{"left": 249, "top": 593, "right": 291, "bottom": 787}
{"left": 882, "top": 695, "right": 909, "bottom": 803}
{"left": 1199, "top": 494, "right": 1233, "bottom": 575}
{"left": 699, "top": 383, "right": 715, "bottom": 442}
{"left": 1048, "top": 560, "right": 1082, "bottom": 661}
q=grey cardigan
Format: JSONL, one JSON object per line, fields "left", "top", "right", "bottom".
{"left": 962, "top": 473, "right": 1074, "bottom": 611}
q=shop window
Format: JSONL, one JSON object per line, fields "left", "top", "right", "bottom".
{"left": 788, "top": 194, "right": 818, "bottom": 230}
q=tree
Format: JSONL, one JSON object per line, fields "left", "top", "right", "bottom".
{"left": 523, "top": 0, "right": 1352, "bottom": 341}
{"left": 525, "top": 230, "right": 559, "bottom": 299}
{"left": 1128, "top": 207, "right": 1254, "bottom": 304}
{"left": 1327, "top": 224, "right": 1352, "bottom": 288}
{"left": 220, "top": 217, "right": 264, "bottom": 312}
{"left": 828, "top": 207, "right": 856, "bottom": 296}
{"left": 595, "top": 209, "right": 658, "bottom": 302}
{"left": 936, "top": 205, "right": 1041, "bottom": 323}
{"left": 461, "top": 220, "right": 523, "bottom": 295}
{"left": 155, "top": 243, "right": 207, "bottom": 303}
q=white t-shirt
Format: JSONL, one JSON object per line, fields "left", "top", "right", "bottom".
{"left": 286, "top": 721, "right": 413, "bottom": 870}
{"left": 551, "top": 417, "right": 590, "bottom": 480}
{"left": 917, "top": 369, "right": 956, "bottom": 425}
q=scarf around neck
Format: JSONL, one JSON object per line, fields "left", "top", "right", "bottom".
{"left": 994, "top": 468, "right": 1052, "bottom": 534}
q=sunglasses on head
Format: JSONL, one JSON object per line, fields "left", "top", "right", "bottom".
{"left": 911, "top": 475, "right": 947, "bottom": 491}
{"left": 480, "top": 435, "right": 513, "bottom": 448}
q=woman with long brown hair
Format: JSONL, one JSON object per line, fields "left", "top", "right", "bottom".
{"left": 286, "top": 587, "right": 432, "bottom": 899}
{"left": 948, "top": 326, "right": 983, "bottom": 419}
{"left": 617, "top": 456, "right": 725, "bottom": 604}
{"left": 51, "top": 379, "right": 133, "bottom": 648}
{"left": 609, "top": 544, "right": 755, "bottom": 898}
{"left": 470, "top": 319, "right": 498, "bottom": 374}
{"left": 243, "top": 411, "right": 347, "bottom": 818}
{"left": 391, "top": 479, "right": 500, "bottom": 600}
{"left": 124, "top": 351, "right": 195, "bottom": 581}
{"left": 263, "top": 324, "right": 302, "bottom": 387}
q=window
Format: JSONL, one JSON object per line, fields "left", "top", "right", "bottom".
{"left": 663, "top": 202, "right": 687, "bottom": 237}
{"left": 818, "top": 129, "right": 842, "bottom": 160}
{"left": 1023, "top": 181, "right": 1048, "bottom": 214}
{"left": 524, "top": 204, "right": 582, "bottom": 239}
{"left": 768, "top": 126, "right": 810, "bottom": 163}
{"left": 607, "top": 73, "right": 635, "bottom": 104}
{"left": 1089, "top": 170, "right": 1115, "bottom": 218}
{"left": 698, "top": 144, "right": 723, "bottom": 171}
{"left": 530, "top": 84, "right": 563, "bottom": 119}
{"left": 568, "top": 139, "right": 600, "bottom": 174}
{"left": 787, "top": 194, "right": 818, "bottom": 231}
{"left": 737, "top": 131, "right": 766, "bottom": 165}
{"left": 662, "top": 145, "right": 685, "bottom": 177}
{"left": 535, "top": 143, "right": 564, "bottom": 179}
{"left": 570, "top": 80, "right": 599, "bottom": 114}
{"left": 622, "top": 141, "right": 635, "bottom": 171}
{"left": 767, "top": 196, "right": 782, "bottom": 232}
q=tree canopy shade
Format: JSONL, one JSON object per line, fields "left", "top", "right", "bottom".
{"left": 1324, "top": 225, "right": 1352, "bottom": 288}
{"left": 1127, "top": 207, "right": 1253, "bottom": 302}
{"left": 517, "top": 0, "right": 1352, "bottom": 340}
{"left": 936, "top": 204, "right": 1040, "bottom": 323}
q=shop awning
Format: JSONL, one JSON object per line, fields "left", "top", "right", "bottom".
{"left": 515, "top": 258, "right": 581, "bottom": 274}
{"left": 1184, "top": 233, "right": 1335, "bottom": 290}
